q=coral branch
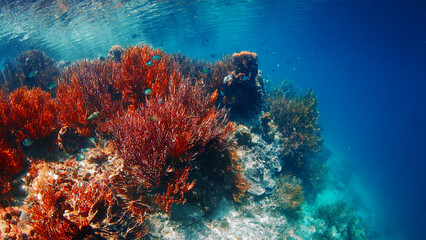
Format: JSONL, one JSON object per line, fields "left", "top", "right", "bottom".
{"left": 57, "top": 60, "right": 122, "bottom": 135}
{"left": 8, "top": 86, "right": 58, "bottom": 142}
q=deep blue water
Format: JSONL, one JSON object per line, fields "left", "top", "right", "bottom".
{"left": 1, "top": 0, "right": 425, "bottom": 239}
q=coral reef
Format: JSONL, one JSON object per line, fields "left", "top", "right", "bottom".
{"left": 172, "top": 53, "right": 233, "bottom": 94}
{"left": 272, "top": 174, "right": 305, "bottom": 220}
{"left": 221, "top": 51, "right": 265, "bottom": 118}
{"left": 186, "top": 147, "right": 249, "bottom": 213}
{"left": 8, "top": 86, "right": 59, "bottom": 143}
{"left": 0, "top": 141, "right": 24, "bottom": 204}
{"left": 1, "top": 49, "right": 60, "bottom": 92}
{"left": 25, "top": 155, "right": 150, "bottom": 239}
{"left": 0, "top": 45, "right": 375, "bottom": 240}
{"left": 57, "top": 126, "right": 86, "bottom": 154}
{"left": 118, "top": 44, "right": 179, "bottom": 111}
{"left": 113, "top": 76, "right": 234, "bottom": 211}
{"left": 269, "top": 87, "right": 322, "bottom": 158}
{"left": 310, "top": 201, "right": 377, "bottom": 240}
{"left": 57, "top": 59, "right": 122, "bottom": 136}
{"left": 231, "top": 51, "right": 258, "bottom": 82}
{"left": 268, "top": 82, "right": 324, "bottom": 187}
{"left": 232, "top": 123, "right": 283, "bottom": 196}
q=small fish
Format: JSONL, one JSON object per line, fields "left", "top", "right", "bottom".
{"left": 144, "top": 89, "right": 153, "bottom": 95}
{"left": 210, "top": 53, "right": 217, "bottom": 58}
{"left": 158, "top": 99, "right": 164, "bottom": 104}
{"left": 76, "top": 154, "right": 85, "bottom": 161}
{"left": 149, "top": 115, "right": 159, "bottom": 122}
{"left": 220, "top": 90, "right": 225, "bottom": 96}
{"left": 241, "top": 75, "right": 249, "bottom": 81}
{"left": 131, "top": 33, "right": 138, "bottom": 39}
{"left": 201, "top": 68, "right": 210, "bottom": 74}
{"left": 88, "top": 137, "right": 96, "bottom": 144}
{"left": 27, "top": 71, "right": 36, "bottom": 78}
{"left": 146, "top": 61, "right": 153, "bottom": 66}
{"left": 81, "top": 148, "right": 89, "bottom": 152}
{"left": 87, "top": 111, "right": 100, "bottom": 120}
{"left": 152, "top": 55, "right": 161, "bottom": 61}
{"left": 47, "top": 82, "right": 57, "bottom": 90}
{"left": 22, "top": 139, "right": 33, "bottom": 147}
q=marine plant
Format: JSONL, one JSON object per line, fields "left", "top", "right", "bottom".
{"left": 186, "top": 146, "right": 249, "bottom": 213}
{"left": 0, "top": 141, "right": 24, "bottom": 204}
{"left": 27, "top": 161, "right": 149, "bottom": 239}
{"left": 56, "top": 60, "right": 122, "bottom": 136}
{"left": 113, "top": 77, "right": 234, "bottom": 212}
{"left": 268, "top": 82, "right": 323, "bottom": 178}
{"left": 221, "top": 51, "right": 265, "bottom": 118}
{"left": 272, "top": 174, "right": 304, "bottom": 220}
{"left": 8, "top": 86, "right": 59, "bottom": 143}
{"left": 172, "top": 53, "right": 233, "bottom": 93}
{"left": 28, "top": 163, "right": 113, "bottom": 239}
{"left": 269, "top": 87, "right": 322, "bottom": 157}
{"left": 1, "top": 49, "right": 60, "bottom": 92}
{"left": 118, "top": 44, "right": 180, "bottom": 112}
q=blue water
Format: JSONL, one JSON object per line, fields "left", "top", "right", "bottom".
{"left": 1, "top": 0, "right": 425, "bottom": 239}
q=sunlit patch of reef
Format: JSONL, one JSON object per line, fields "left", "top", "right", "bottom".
{"left": 0, "top": 45, "right": 375, "bottom": 239}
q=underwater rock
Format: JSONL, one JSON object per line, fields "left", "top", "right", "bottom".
{"left": 222, "top": 51, "right": 265, "bottom": 118}
{"left": 107, "top": 45, "right": 124, "bottom": 62}
{"left": 233, "top": 124, "right": 282, "bottom": 196}
{"left": 85, "top": 147, "right": 107, "bottom": 163}
{"left": 149, "top": 197, "right": 287, "bottom": 239}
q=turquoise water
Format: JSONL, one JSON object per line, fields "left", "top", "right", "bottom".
{"left": 1, "top": 0, "right": 425, "bottom": 239}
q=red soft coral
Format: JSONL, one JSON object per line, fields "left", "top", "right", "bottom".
{"left": 57, "top": 60, "right": 122, "bottom": 136}
{"left": 113, "top": 77, "right": 233, "bottom": 209}
{"left": 118, "top": 44, "right": 181, "bottom": 111}
{"left": 9, "top": 86, "right": 58, "bottom": 142}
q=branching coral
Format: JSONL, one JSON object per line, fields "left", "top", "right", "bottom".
{"left": 8, "top": 86, "right": 59, "bottom": 143}
{"left": 269, "top": 87, "right": 322, "bottom": 157}
{"left": 184, "top": 146, "right": 248, "bottom": 213}
{"left": 221, "top": 51, "right": 265, "bottom": 118}
{"left": 26, "top": 161, "right": 148, "bottom": 240}
{"left": 118, "top": 44, "right": 180, "bottom": 111}
{"left": 57, "top": 60, "right": 122, "bottom": 136}
{"left": 0, "top": 141, "right": 24, "bottom": 204}
{"left": 268, "top": 82, "right": 325, "bottom": 199}
{"left": 113, "top": 77, "right": 233, "bottom": 211}
{"left": 231, "top": 51, "right": 258, "bottom": 82}
{"left": 172, "top": 53, "right": 233, "bottom": 94}
{"left": 272, "top": 174, "right": 304, "bottom": 220}
{"left": 1, "top": 49, "right": 60, "bottom": 92}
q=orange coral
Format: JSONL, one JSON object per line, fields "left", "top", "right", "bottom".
{"left": 269, "top": 88, "right": 322, "bottom": 157}
{"left": 0, "top": 141, "right": 24, "bottom": 203}
{"left": 57, "top": 60, "right": 122, "bottom": 135}
{"left": 9, "top": 86, "right": 58, "bottom": 142}
{"left": 231, "top": 51, "right": 258, "bottom": 81}
{"left": 155, "top": 167, "right": 196, "bottom": 212}
{"left": 114, "top": 77, "right": 233, "bottom": 188}
{"left": 119, "top": 44, "right": 181, "bottom": 111}
{"left": 28, "top": 163, "right": 115, "bottom": 240}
